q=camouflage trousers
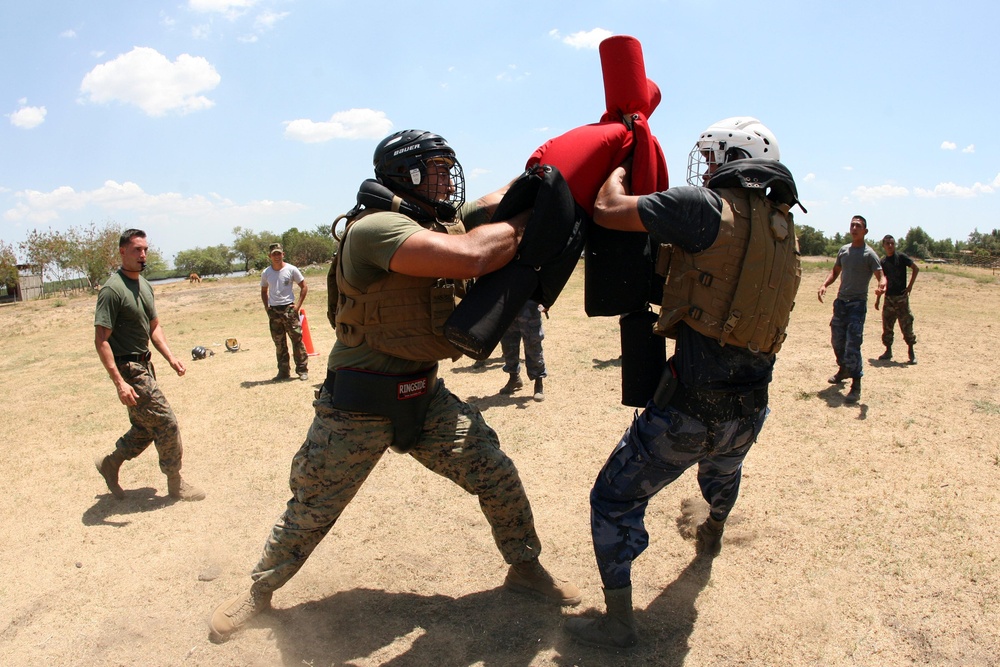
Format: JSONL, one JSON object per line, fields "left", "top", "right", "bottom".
{"left": 267, "top": 305, "right": 308, "bottom": 375}
{"left": 250, "top": 380, "right": 542, "bottom": 593}
{"left": 113, "top": 360, "right": 183, "bottom": 475}
{"left": 590, "top": 401, "right": 768, "bottom": 589}
{"left": 881, "top": 294, "right": 916, "bottom": 348}
{"left": 500, "top": 301, "right": 546, "bottom": 380}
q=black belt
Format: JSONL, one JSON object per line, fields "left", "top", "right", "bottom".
{"left": 669, "top": 383, "right": 768, "bottom": 423}
{"left": 114, "top": 350, "right": 151, "bottom": 364}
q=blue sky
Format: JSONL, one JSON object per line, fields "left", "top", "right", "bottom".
{"left": 2, "top": 0, "right": 998, "bottom": 264}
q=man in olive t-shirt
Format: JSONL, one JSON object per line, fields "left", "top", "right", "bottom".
{"left": 93, "top": 229, "right": 204, "bottom": 502}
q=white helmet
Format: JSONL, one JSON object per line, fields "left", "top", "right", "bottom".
{"left": 686, "top": 117, "right": 780, "bottom": 186}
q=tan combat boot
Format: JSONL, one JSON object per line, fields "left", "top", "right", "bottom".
{"left": 504, "top": 558, "right": 581, "bottom": 606}
{"left": 209, "top": 586, "right": 272, "bottom": 643}
{"left": 565, "top": 586, "right": 638, "bottom": 648}
{"left": 94, "top": 451, "right": 126, "bottom": 500}
{"left": 167, "top": 473, "right": 206, "bottom": 501}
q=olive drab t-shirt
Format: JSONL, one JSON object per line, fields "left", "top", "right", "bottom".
{"left": 94, "top": 270, "right": 157, "bottom": 357}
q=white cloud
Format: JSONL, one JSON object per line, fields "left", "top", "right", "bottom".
{"left": 468, "top": 168, "right": 490, "bottom": 180}
{"left": 852, "top": 184, "right": 909, "bottom": 201}
{"left": 254, "top": 10, "right": 289, "bottom": 31}
{"left": 79, "top": 47, "right": 220, "bottom": 117}
{"left": 962, "top": 144, "right": 975, "bottom": 153}
{"left": 496, "top": 64, "right": 531, "bottom": 83}
{"left": 549, "top": 28, "right": 613, "bottom": 50}
{"left": 60, "top": 29, "right": 76, "bottom": 39}
{"left": 9, "top": 105, "right": 47, "bottom": 129}
{"left": 188, "top": 0, "right": 257, "bottom": 17}
{"left": 914, "top": 174, "right": 1000, "bottom": 198}
{"left": 941, "top": 141, "right": 956, "bottom": 150}
{"left": 803, "top": 173, "right": 816, "bottom": 183}
{"left": 4, "top": 180, "right": 305, "bottom": 225}
{"left": 283, "top": 108, "right": 393, "bottom": 143}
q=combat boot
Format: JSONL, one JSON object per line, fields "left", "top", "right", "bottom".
{"left": 827, "top": 367, "right": 848, "bottom": 384}
{"left": 504, "top": 558, "right": 581, "bottom": 606}
{"left": 844, "top": 378, "right": 861, "bottom": 404}
{"left": 167, "top": 473, "right": 206, "bottom": 501}
{"left": 499, "top": 373, "right": 524, "bottom": 395}
{"left": 533, "top": 378, "right": 545, "bottom": 402}
{"left": 209, "top": 586, "right": 272, "bottom": 643}
{"left": 94, "top": 451, "right": 126, "bottom": 500}
{"left": 565, "top": 586, "right": 638, "bottom": 649}
{"left": 908, "top": 344, "right": 917, "bottom": 364}
{"left": 878, "top": 346, "right": 892, "bottom": 361}
{"left": 695, "top": 516, "right": 725, "bottom": 557}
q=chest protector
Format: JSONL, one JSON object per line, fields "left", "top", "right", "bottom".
{"left": 654, "top": 188, "right": 801, "bottom": 354}
{"left": 334, "top": 211, "right": 467, "bottom": 362}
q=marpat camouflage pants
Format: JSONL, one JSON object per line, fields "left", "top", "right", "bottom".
{"left": 114, "top": 360, "right": 183, "bottom": 475}
{"left": 250, "top": 380, "right": 542, "bottom": 593}
{"left": 590, "top": 401, "right": 767, "bottom": 589}
{"left": 268, "top": 305, "right": 308, "bottom": 375}
{"left": 881, "top": 294, "right": 916, "bottom": 347}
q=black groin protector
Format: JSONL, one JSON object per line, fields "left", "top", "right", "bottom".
{"left": 619, "top": 308, "right": 666, "bottom": 407}
{"left": 584, "top": 224, "right": 659, "bottom": 316}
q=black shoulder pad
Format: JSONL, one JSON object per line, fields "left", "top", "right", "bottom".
{"left": 708, "top": 158, "right": 807, "bottom": 213}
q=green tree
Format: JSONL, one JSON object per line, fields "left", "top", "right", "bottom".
{"left": 796, "top": 224, "right": 828, "bottom": 256}
{"left": 174, "top": 244, "right": 236, "bottom": 276}
{"left": 900, "top": 227, "right": 934, "bottom": 259}
{"left": 232, "top": 226, "right": 281, "bottom": 272}
{"left": 0, "top": 240, "right": 18, "bottom": 288}
{"left": 65, "top": 220, "right": 122, "bottom": 287}
{"left": 967, "top": 228, "right": 1000, "bottom": 254}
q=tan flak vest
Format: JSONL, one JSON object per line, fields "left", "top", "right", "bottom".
{"left": 334, "top": 211, "right": 467, "bottom": 362}
{"left": 653, "top": 187, "right": 802, "bottom": 354}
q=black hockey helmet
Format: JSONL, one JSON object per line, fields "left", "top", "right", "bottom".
{"left": 373, "top": 130, "right": 466, "bottom": 221}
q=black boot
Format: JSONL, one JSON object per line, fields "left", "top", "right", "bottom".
{"left": 844, "top": 378, "right": 861, "bottom": 404}
{"left": 878, "top": 346, "right": 892, "bottom": 361}
{"left": 828, "top": 367, "right": 848, "bottom": 384}
{"left": 499, "top": 373, "right": 523, "bottom": 395}
{"left": 908, "top": 345, "right": 917, "bottom": 364}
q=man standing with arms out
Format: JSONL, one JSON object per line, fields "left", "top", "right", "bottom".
{"left": 818, "top": 215, "right": 887, "bottom": 403}
{"left": 565, "top": 117, "right": 804, "bottom": 648}
{"left": 94, "top": 229, "right": 205, "bottom": 502}
{"left": 876, "top": 234, "right": 918, "bottom": 364}
{"left": 498, "top": 299, "right": 548, "bottom": 402}
{"left": 210, "top": 130, "right": 579, "bottom": 642}
{"left": 261, "top": 243, "right": 309, "bottom": 381}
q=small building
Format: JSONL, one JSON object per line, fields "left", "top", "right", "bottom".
{"left": 0, "top": 264, "right": 43, "bottom": 303}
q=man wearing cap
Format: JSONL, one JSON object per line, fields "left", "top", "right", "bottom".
{"left": 261, "top": 243, "right": 309, "bottom": 381}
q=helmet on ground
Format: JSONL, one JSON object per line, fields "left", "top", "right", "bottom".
{"left": 687, "top": 117, "right": 780, "bottom": 186}
{"left": 373, "top": 129, "right": 466, "bottom": 221}
{"left": 225, "top": 337, "right": 240, "bottom": 352}
{"left": 191, "top": 346, "right": 210, "bottom": 360}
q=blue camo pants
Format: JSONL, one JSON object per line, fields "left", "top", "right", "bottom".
{"left": 501, "top": 301, "right": 546, "bottom": 379}
{"left": 831, "top": 298, "right": 867, "bottom": 379}
{"left": 590, "top": 402, "right": 767, "bottom": 589}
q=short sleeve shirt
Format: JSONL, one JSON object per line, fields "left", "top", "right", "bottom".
{"left": 880, "top": 252, "right": 914, "bottom": 296}
{"left": 94, "top": 270, "right": 156, "bottom": 356}
{"left": 260, "top": 263, "right": 305, "bottom": 306}
{"left": 835, "top": 244, "right": 882, "bottom": 301}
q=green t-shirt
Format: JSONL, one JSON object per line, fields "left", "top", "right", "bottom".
{"left": 94, "top": 270, "right": 157, "bottom": 357}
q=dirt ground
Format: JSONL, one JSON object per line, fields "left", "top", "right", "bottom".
{"left": 0, "top": 259, "right": 998, "bottom": 667}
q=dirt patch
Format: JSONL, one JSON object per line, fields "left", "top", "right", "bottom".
{"left": 0, "top": 261, "right": 998, "bottom": 666}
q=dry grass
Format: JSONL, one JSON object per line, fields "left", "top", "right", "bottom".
{"left": 0, "top": 259, "right": 998, "bottom": 666}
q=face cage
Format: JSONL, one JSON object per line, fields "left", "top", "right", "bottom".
{"left": 686, "top": 142, "right": 727, "bottom": 186}
{"left": 408, "top": 156, "right": 466, "bottom": 219}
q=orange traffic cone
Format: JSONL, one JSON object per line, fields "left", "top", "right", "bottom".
{"left": 299, "top": 308, "right": 320, "bottom": 356}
